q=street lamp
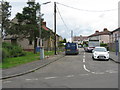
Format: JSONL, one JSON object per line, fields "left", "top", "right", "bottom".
{"left": 37, "top": 1, "right": 51, "bottom": 59}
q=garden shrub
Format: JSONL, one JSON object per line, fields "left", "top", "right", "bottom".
{"left": 2, "top": 42, "right": 26, "bottom": 59}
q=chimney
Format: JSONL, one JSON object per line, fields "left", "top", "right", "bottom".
{"left": 42, "top": 22, "right": 46, "bottom": 26}
{"left": 28, "top": 0, "right": 35, "bottom": 2}
{"left": 95, "top": 30, "right": 99, "bottom": 33}
{"left": 103, "top": 28, "right": 108, "bottom": 32}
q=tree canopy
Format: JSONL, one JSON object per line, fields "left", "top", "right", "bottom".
{"left": 1, "top": 1, "right": 11, "bottom": 38}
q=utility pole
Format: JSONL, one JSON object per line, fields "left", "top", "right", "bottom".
{"left": 54, "top": 2, "right": 57, "bottom": 55}
{"left": 71, "top": 30, "right": 73, "bottom": 42}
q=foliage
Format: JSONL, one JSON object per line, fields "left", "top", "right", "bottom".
{"left": 2, "top": 51, "right": 54, "bottom": 69}
{"left": 100, "top": 43, "right": 108, "bottom": 47}
{"left": 2, "top": 48, "right": 10, "bottom": 60}
{"left": 63, "top": 38, "right": 67, "bottom": 43}
{"left": 1, "top": 1, "right": 11, "bottom": 38}
{"left": 58, "top": 39, "right": 67, "bottom": 48}
{"left": 7, "top": 1, "right": 51, "bottom": 53}
{"left": 83, "top": 41, "right": 88, "bottom": 47}
{"left": 2, "top": 42, "right": 26, "bottom": 60}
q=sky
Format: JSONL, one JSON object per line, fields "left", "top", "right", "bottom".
{"left": 6, "top": 0, "right": 120, "bottom": 41}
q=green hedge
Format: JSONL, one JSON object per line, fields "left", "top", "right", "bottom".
{"left": 100, "top": 43, "right": 108, "bottom": 47}
{"left": 2, "top": 42, "right": 26, "bottom": 60}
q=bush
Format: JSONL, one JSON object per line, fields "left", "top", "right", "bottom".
{"left": 100, "top": 43, "right": 108, "bottom": 47}
{"left": 2, "top": 48, "right": 10, "bottom": 61}
{"left": 2, "top": 42, "right": 26, "bottom": 59}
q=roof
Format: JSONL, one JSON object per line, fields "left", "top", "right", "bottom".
{"left": 88, "top": 28, "right": 111, "bottom": 37}
{"left": 42, "top": 25, "right": 49, "bottom": 31}
{"left": 73, "top": 36, "right": 88, "bottom": 41}
{"left": 111, "top": 27, "right": 120, "bottom": 33}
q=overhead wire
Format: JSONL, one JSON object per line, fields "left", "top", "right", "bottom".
{"left": 56, "top": 4, "right": 71, "bottom": 38}
{"left": 56, "top": 2, "right": 118, "bottom": 12}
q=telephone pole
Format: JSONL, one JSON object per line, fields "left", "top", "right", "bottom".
{"left": 71, "top": 30, "right": 73, "bottom": 42}
{"left": 54, "top": 2, "right": 57, "bottom": 55}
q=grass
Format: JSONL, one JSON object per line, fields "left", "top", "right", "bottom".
{"left": 0, "top": 63, "right": 2, "bottom": 68}
{"left": 2, "top": 51, "right": 54, "bottom": 69}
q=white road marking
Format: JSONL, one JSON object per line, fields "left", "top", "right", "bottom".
{"left": 66, "top": 75, "right": 74, "bottom": 77}
{"left": 26, "top": 79, "right": 32, "bottom": 81}
{"left": 83, "top": 59, "right": 85, "bottom": 62}
{"left": 84, "top": 52, "right": 85, "bottom": 55}
{"left": 83, "top": 65, "right": 91, "bottom": 72}
{"left": 93, "top": 72, "right": 104, "bottom": 74}
{"left": 79, "top": 74, "right": 89, "bottom": 76}
{"left": 26, "top": 78, "right": 38, "bottom": 81}
{"left": 83, "top": 56, "right": 85, "bottom": 58}
{"left": 3, "top": 81, "right": 12, "bottom": 83}
{"left": 106, "top": 70, "right": 118, "bottom": 73}
{"left": 44, "top": 77, "right": 57, "bottom": 79}
{"left": 33, "top": 78, "right": 39, "bottom": 80}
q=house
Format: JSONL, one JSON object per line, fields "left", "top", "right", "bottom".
{"left": 3, "top": 17, "right": 63, "bottom": 51}
{"left": 88, "top": 28, "right": 111, "bottom": 44}
{"left": 73, "top": 35, "right": 88, "bottom": 44}
{"left": 109, "top": 28, "right": 120, "bottom": 52}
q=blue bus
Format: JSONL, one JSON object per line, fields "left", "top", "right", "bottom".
{"left": 65, "top": 42, "right": 79, "bottom": 55}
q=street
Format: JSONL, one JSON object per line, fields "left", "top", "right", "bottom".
{"left": 2, "top": 48, "right": 118, "bottom": 88}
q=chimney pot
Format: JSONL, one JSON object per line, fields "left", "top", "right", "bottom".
{"left": 95, "top": 30, "right": 99, "bottom": 33}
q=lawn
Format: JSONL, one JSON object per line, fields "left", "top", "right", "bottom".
{"left": 2, "top": 51, "right": 54, "bottom": 69}
{"left": 0, "top": 63, "right": 2, "bottom": 68}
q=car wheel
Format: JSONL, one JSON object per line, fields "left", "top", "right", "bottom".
{"left": 92, "top": 56, "right": 95, "bottom": 60}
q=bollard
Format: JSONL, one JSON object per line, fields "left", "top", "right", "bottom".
{"left": 40, "top": 46, "right": 44, "bottom": 60}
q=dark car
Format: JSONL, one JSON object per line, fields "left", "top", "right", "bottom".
{"left": 65, "top": 42, "right": 79, "bottom": 55}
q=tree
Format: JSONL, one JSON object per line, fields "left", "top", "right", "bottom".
{"left": 16, "top": 2, "right": 40, "bottom": 53}
{"left": 63, "top": 38, "right": 67, "bottom": 43}
{"left": 11, "top": 1, "right": 51, "bottom": 53}
{"left": 1, "top": 1, "right": 11, "bottom": 38}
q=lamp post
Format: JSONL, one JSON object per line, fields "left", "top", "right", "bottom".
{"left": 38, "top": 1, "right": 51, "bottom": 59}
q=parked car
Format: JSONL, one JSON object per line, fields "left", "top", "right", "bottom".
{"left": 84, "top": 47, "right": 95, "bottom": 52}
{"left": 65, "top": 42, "right": 79, "bottom": 55}
{"left": 92, "top": 47, "right": 109, "bottom": 61}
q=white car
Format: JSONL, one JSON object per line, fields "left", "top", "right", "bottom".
{"left": 92, "top": 47, "right": 109, "bottom": 61}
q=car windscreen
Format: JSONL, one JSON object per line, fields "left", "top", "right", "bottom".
{"left": 94, "top": 48, "right": 107, "bottom": 52}
{"left": 65, "top": 43, "right": 77, "bottom": 49}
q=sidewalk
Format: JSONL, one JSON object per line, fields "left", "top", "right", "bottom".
{"left": 1, "top": 53, "right": 65, "bottom": 80}
{"left": 109, "top": 52, "right": 120, "bottom": 63}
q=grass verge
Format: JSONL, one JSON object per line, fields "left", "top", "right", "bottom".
{"left": 2, "top": 51, "right": 54, "bottom": 69}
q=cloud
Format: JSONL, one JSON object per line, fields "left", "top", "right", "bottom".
{"left": 7, "top": 0, "right": 120, "bottom": 41}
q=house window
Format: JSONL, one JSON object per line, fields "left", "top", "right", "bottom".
{"left": 29, "top": 40, "right": 32, "bottom": 45}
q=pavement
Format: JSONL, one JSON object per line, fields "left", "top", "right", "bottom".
{"left": 109, "top": 52, "right": 120, "bottom": 64}
{"left": 1, "top": 53, "right": 65, "bottom": 80}
{"left": 1, "top": 51, "right": 119, "bottom": 80}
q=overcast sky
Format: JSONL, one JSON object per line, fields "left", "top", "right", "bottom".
{"left": 7, "top": 0, "right": 120, "bottom": 41}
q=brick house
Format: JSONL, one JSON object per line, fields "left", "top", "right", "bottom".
{"left": 73, "top": 35, "right": 88, "bottom": 44}
{"left": 3, "top": 17, "right": 63, "bottom": 51}
{"left": 88, "top": 28, "right": 111, "bottom": 44}
{"left": 109, "top": 28, "right": 120, "bottom": 52}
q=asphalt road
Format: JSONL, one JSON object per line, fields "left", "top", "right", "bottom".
{"left": 2, "top": 48, "right": 118, "bottom": 88}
